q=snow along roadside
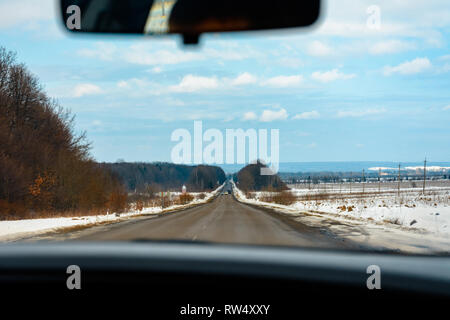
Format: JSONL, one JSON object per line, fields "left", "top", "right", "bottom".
{"left": 232, "top": 181, "right": 450, "bottom": 236}
{"left": 231, "top": 181, "right": 450, "bottom": 254}
{"left": 0, "top": 183, "right": 225, "bottom": 242}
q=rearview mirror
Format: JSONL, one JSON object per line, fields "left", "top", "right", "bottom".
{"left": 59, "top": 0, "right": 321, "bottom": 44}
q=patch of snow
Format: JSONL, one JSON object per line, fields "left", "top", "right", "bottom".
{"left": 368, "top": 167, "right": 397, "bottom": 171}
{"left": 404, "top": 166, "right": 450, "bottom": 172}
{"left": 0, "top": 183, "right": 224, "bottom": 242}
{"left": 369, "top": 166, "right": 450, "bottom": 172}
{"left": 232, "top": 182, "right": 450, "bottom": 254}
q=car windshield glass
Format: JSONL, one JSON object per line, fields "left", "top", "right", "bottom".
{"left": 0, "top": 0, "right": 449, "bottom": 256}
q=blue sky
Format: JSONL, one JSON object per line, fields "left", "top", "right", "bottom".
{"left": 0, "top": 0, "right": 449, "bottom": 164}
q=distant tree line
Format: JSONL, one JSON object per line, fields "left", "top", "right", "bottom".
{"left": 0, "top": 47, "right": 125, "bottom": 219}
{"left": 102, "top": 162, "right": 226, "bottom": 193}
{"left": 279, "top": 171, "right": 450, "bottom": 184}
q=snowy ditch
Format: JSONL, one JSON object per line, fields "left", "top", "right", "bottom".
{"left": 232, "top": 181, "right": 450, "bottom": 253}
{"left": 0, "top": 184, "right": 224, "bottom": 242}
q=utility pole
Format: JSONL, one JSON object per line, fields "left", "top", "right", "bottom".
{"left": 362, "top": 169, "right": 365, "bottom": 194}
{"left": 397, "top": 163, "right": 401, "bottom": 197}
{"left": 350, "top": 172, "right": 352, "bottom": 193}
{"left": 423, "top": 158, "right": 427, "bottom": 194}
{"left": 378, "top": 168, "right": 381, "bottom": 193}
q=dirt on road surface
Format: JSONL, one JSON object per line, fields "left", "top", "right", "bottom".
{"left": 22, "top": 193, "right": 362, "bottom": 249}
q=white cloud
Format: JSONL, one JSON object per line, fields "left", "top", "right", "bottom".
{"left": 124, "top": 44, "right": 202, "bottom": 66}
{"left": 111, "top": 42, "right": 258, "bottom": 66}
{"left": 163, "top": 97, "right": 185, "bottom": 107}
{"left": 0, "top": 0, "right": 53, "bottom": 29}
{"left": 259, "top": 108, "right": 288, "bottom": 122}
{"left": 306, "top": 41, "right": 332, "bottom": 57}
{"left": 170, "top": 75, "right": 219, "bottom": 93}
{"left": 312, "top": 0, "right": 450, "bottom": 46}
{"left": 311, "top": 69, "right": 356, "bottom": 83}
{"left": 77, "top": 42, "right": 117, "bottom": 61}
{"left": 317, "top": 20, "right": 427, "bottom": 40}
{"left": 242, "top": 112, "right": 258, "bottom": 121}
{"left": 368, "top": 40, "right": 416, "bottom": 55}
{"left": 231, "top": 72, "right": 258, "bottom": 86}
{"left": 278, "top": 57, "right": 303, "bottom": 68}
{"left": 439, "top": 63, "right": 450, "bottom": 74}
{"left": 90, "top": 120, "right": 103, "bottom": 131}
{"left": 72, "top": 84, "right": 103, "bottom": 98}
{"left": 117, "top": 72, "right": 305, "bottom": 96}
{"left": 307, "top": 142, "right": 317, "bottom": 148}
{"left": 293, "top": 111, "right": 321, "bottom": 120}
{"left": 150, "top": 66, "right": 163, "bottom": 74}
{"left": 383, "top": 57, "right": 431, "bottom": 76}
{"left": 115, "top": 78, "right": 160, "bottom": 94}
{"left": 443, "top": 105, "right": 450, "bottom": 110}
{"left": 117, "top": 81, "right": 129, "bottom": 88}
{"left": 262, "top": 75, "right": 303, "bottom": 88}
{"left": 337, "top": 108, "right": 386, "bottom": 118}
{"left": 203, "top": 46, "right": 258, "bottom": 61}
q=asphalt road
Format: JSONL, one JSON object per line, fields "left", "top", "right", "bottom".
{"left": 50, "top": 192, "right": 356, "bottom": 249}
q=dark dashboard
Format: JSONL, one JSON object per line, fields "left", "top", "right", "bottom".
{"left": 0, "top": 242, "right": 448, "bottom": 318}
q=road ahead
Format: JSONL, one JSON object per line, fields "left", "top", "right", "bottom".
{"left": 38, "top": 191, "right": 357, "bottom": 249}
{"left": 16, "top": 185, "right": 449, "bottom": 254}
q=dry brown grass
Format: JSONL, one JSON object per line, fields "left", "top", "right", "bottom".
{"left": 246, "top": 192, "right": 256, "bottom": 199}
{"left": 261, "top": 191, "right": 297, "bottom": 206}
{"left": 178, "top": 193, "right": 194, "bottom": 205}
{"left": 197, "top": 193, "right": 206, "bottom": 200}
{"left": 135, "top": 200, "right": 144, "bottom": 212}
{"left": 0, "top": 207, "right": 109, "bottom": 221}
{"left": 107, "top": 190, "right": 129, "bottom": 214}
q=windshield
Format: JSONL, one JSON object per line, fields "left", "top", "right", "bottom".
{"left": 0, "top": 0, "right": 449, "bottom": 255}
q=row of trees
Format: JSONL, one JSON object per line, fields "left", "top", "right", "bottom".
{"left": 0, "top": 47, "right": 125, "bottom": 219}
{"left": 102, "top": 162, "right": 226, "bottom": 193}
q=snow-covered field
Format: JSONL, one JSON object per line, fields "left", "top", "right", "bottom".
{"left": 290, "top": 188, "right": 448, "bottom": 235}
{"left": 287, "top": 180, "right": 450, "bottom": 194}
{"left": 232, "top": 182, "right": 450, "bottom": 253}
{"left": 0, "top": 184, "right": 224, "bottom": 242}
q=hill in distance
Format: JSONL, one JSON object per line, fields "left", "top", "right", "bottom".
{"left": 234, "top": 161, "right": 287, "bottom": 192}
